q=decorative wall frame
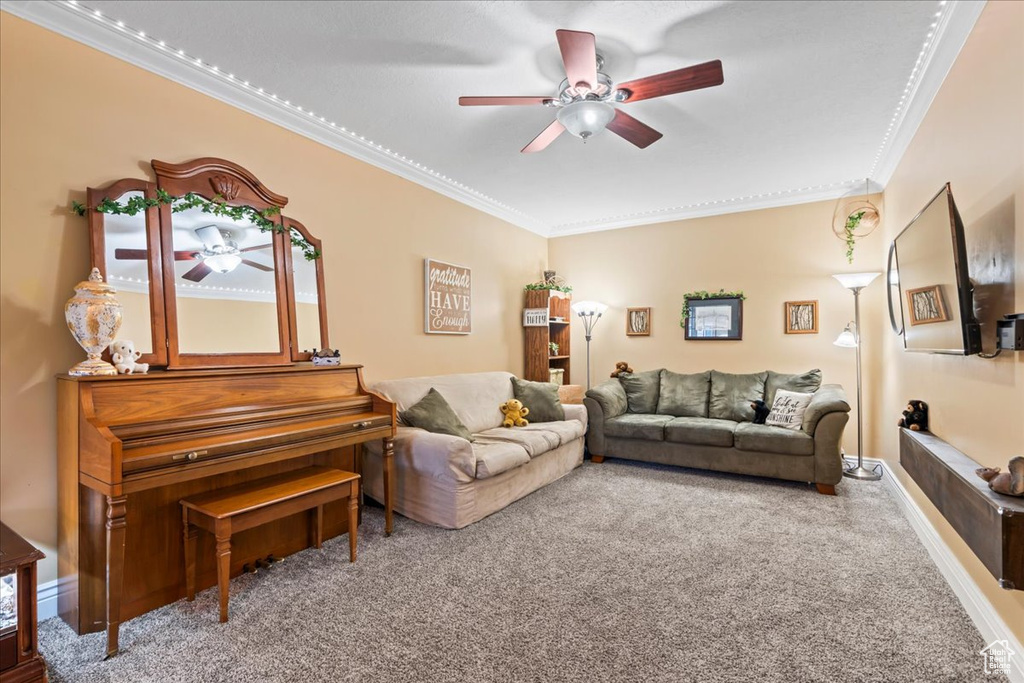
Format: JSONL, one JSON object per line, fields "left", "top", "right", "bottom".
{"left": 684, "top": 296, "right": 743, "bottom": 341}
{"left": 626, "top": 307, "right": 651, "bottom": 336}
{"left": 523, "top": 308, "right": 548, "bottom": 327}
{"left": 424, "top": 258, "right": 472, "bottom": 334}
{"left": 784, "top": 300, "right": 819, "bottom": 334}
{"left": 906, "top": 285, "right": 949, "bottom": 326}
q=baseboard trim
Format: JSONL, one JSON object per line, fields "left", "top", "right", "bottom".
{"left": 37, "top": 579, "right": 58, "bottom": 622}
{"left": 863, "top": 457, "right": 1024, "bottom": 683}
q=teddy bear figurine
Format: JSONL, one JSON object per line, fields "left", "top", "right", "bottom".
{"left": 108, "top": 340, "right": 149, "bottom": 375}
{"left": 976, "top": 456, "right": 1024, "bottom": 498}
{"left": 898, "top": 399, "right": 928, "bottom": 431}
{"left": 499, "top": 399, "right": 529, "bottom": 428}
{"left": 610, "top": 361, "right": 634, "bottom": 378}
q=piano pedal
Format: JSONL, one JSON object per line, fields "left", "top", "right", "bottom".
{"left": 266, "top": 554, "right": 284, "bottom": 565}
{"left": 242, "top": 563, "right": 258, "bottom": 574}
{"left": 255, "top": 558, "right": 271, "bottom": 570}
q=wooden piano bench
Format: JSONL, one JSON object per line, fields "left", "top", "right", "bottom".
{"left": 180, "top": 466, "right": 360, "bottom": 623}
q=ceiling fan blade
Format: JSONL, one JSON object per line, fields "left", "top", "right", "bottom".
{"left": 606, "top": 109, "right": 663, "bottom": 149}
{"left": 459, "top": 96, "right": 553, "bottom": 106}
{"left": 521, "top": 120, "right": 566, "bottom": 154}
{"left": 194, "top": 225, "right": 225, "bottom": 249}
{"left": 617, "top": 59, "right": 724, "bottom": 103}
{"left": 556, "top": 29, "right": 597, "bottom": 90}
{"left": 239, "top": 243, "right": 273, "bottom": 253}
{"left": 114, "top": 248, "right": 149, "bottom": 260}
{"left": 181, "top": 261, "right": 212, "bottom": 282}
{"left": 241, "top": 259, "right": 273, "bottom": 272}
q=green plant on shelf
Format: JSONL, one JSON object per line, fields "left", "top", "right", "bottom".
{"left": 548, "top": 342, "right": 560, "bottom": 355}
{"left": 525, "top": 282, "right": 573, "bottom": 294}
{"left": 679, "top": 289, "right": 746, "bottom": 327}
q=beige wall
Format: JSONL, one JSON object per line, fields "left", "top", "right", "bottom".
{"left": 549, "top": 196, "right": 888, "bottom": 457}
{"left": 874, "top": 1, "right": 1024, "bottom": 642}
{"left": 0, "top": 14, "right": 546, "bottom": 584}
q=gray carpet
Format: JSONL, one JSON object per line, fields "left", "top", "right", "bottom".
{"left": 39, "top": 461, "right": 1000, "bottom": 682}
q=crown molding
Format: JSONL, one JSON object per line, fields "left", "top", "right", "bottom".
{"left": 1, "top": 0, "right": 986, "bottom": 238}
{"left": 870, "top": 0, "right": 986, "bottom": 186}
{"left": 0, "top": 0, "right": 549, "bottom": 236}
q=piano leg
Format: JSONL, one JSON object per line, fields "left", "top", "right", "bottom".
{"left": 182, "top": 508, "right": 197, "bottom": 601}
{"left": 383, "top": 436, "right": 395, "bottom": 537}
{"left": 348, "top": 483, "right": 358, "bottom": 562}
{"left": 215, "top": 521, "right": 231, "bottom": 624}
{"left": 104, "top": 494, "right": 127, "bottom": 659}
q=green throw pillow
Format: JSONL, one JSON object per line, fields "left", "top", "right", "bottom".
{"left": 399, "top": 387, "right": 474, "bottom": 441}
{"left": 618, "top": 369, "right": 662, "bottom": 414}
{"left": 765, "top": 369, "right": 822, "bottom": 407}
{"left": 511, "top": 377, "right": 565, "bottom": 423}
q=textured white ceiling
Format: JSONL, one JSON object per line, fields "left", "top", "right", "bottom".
{"left": 6, "top": 1, "right": 983, "bottom": 235}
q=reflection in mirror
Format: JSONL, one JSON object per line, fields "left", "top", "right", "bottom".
{"left": 894, "top": 192, "right": 964, "bottom": 352}
{"left": 102, "top": 191, "right": 153, "bottom": 354}
{"left": 170, "top": 204, "right": 282, "bottom": 354}
{"left": 292, "top": 242, "right": 321, "bottom": 353}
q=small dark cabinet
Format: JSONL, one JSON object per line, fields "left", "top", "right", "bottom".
{"left": 0, "top": 522, "right": 47, "bottom": 682}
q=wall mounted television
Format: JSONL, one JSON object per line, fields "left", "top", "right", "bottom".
{"left": 887, "top": 183, "right": 982, "bottom": 355}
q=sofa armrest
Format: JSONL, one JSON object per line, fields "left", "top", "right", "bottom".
{"left": 365, "top": 426, "right": 476, "bottom": 483}
{"left": 562, "top": 403, "right": 588, "bottom": 432}
{"left": 583, "top": 397, "right": 606, "bottom": 455}
{"left": 802, "top": 384, "right": 850, "bottom": 435}
{"left": 812, "top": 411, "right": 850, "bottom": 486}
{"left": 585, "top": 380, "right": 627, "bottom": 419}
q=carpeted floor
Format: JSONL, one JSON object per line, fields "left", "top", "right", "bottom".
{"left": 39, "top": 461, "right": 1001, "bottom": 682}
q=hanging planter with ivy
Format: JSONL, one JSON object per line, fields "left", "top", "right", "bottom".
{"left": 71, "top": 190, "right": 321, "bottom": 261}
{"left": 832, "top": 179, "right": 880, "bottom": 264}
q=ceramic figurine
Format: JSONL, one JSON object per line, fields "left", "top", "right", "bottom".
{"left": 65, "top": 268, "right": 122, "bottom": 376}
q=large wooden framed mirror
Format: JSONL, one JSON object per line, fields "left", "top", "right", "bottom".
{"left": 87, "top": 179, "right": 168, "bottom": 367}
{"left": 82, "top": 157, "right": 329, "bottom": 369}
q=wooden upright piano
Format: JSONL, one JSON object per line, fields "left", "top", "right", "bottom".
{"left": 57, "top": 364, "right": 395, "bottom": 657}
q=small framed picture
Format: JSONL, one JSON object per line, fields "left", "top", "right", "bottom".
{"left": 684, "top": 297, "right": 743, "bottom": 341}
{"left": 626, "top": 307, "right": 651, "bottom": 336}
{"left": 906, "top": 285, "right": 949, "bottom": 326}
{"left": 523, "top": 308, "right": 548, "bottom": 327}
{"left": 784, "top": 300, "right": 818, "bottom": 334}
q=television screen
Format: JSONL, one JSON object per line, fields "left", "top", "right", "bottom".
{"left": 890, "top": 184, "right": 981, "bottom": 355}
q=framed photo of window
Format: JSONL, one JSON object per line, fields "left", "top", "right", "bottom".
{"left": 684, "top": 297, "right": 743, "bottom": 341}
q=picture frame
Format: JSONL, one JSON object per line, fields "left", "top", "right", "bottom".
{"left": 523, "top": 308, "right": 548, "bottom": 327}
{"left": 684, "top": 296, "right": 743, "bottom": 341}
{"left": 784, "top": 300, "right": 818, "bottom": 334}
{"left": 424, "top": 258, "right": 472, "bottom": 334}
{"left": 626, "top": 307, "right": 651, "bottom": 336}
{"left": 906, "top": 285, "right": 949, "bottom": 326}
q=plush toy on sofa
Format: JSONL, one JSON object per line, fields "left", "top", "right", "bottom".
{"left": 500, "top": 399, "right": 529, "bottom": 428}
{"left": 109, "top": 339, "right": 149, "bottom": 375}
{"left": 750, "top": 400, "right": 770, "bottom": 425}
{"left": 610, "top": 361, "right": 634, "bottom": 378}
{"left": 898, "top": 399, "right": 929, "bottom": 431}
{"left": 976, "top": 456, "right": 1024, "bottom": 497}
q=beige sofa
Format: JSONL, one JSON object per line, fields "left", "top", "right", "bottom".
{"left": 363, "top": 372, "right": 587, "bottom": 528}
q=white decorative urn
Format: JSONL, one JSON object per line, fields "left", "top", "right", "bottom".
{"left": 65, "top": 268, "right": 123, "bottom": 376}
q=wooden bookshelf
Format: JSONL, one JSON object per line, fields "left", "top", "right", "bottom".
{"left": 524, "top": 289, "right": 571, "bottom": 384}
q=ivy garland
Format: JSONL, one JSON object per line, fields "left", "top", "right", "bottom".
{"left": 71, "top": 190, "right": 321, "bottom": 261}
{"left": 679, "top": 289, "right": 747, "bottom": 327}
{"left": 524, "top": 282, "right": 573, "bottom": 294}
{"left": 843, "top": 210, "right": 865, "bottom": 264}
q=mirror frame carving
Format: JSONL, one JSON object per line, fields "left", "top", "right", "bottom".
{"left": 83, "top": 157, "right": 329, "bottom": 369}
{"left": 87, "top": 178, "right": 168, "bottom": 367}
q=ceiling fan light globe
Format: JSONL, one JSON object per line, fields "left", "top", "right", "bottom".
{"left": 204, "top": 253, "right": 242, "bottom": 274}
{"left": 556, "top": 100, "right": 615, "bottom": 140}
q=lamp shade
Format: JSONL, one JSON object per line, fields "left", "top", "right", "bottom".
{"left": 571, "top": 300, "right": 608, "bottom": 316}
{"left": 834, "top": 324, "right": 858, "bottom": 348}
{"left": 832, "top": 272, "right": 881, "bottom": 290}
{"left": 556, "top": 101, "right": 615, "bottom": 140}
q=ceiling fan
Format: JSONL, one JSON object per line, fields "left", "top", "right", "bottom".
{"left": 459, "top": 29, "right": 724, "bottom": 153}
{"left": 114, "top": 225, "right": 273, "bottom": 283}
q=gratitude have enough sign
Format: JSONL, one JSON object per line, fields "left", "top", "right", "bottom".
{"left": 424, "top": 259, "right": 472, "bottom": 334}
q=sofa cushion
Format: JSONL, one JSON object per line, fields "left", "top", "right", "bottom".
{"left": 398, "top": 388, "right": 474, "bottom": 442}
{"left": 665, "top": 417, "right": 736, "bottom": 447}
{"left": 471, "top": 441, "right": 531, "bottom": 479}
{"left": 657, "top": 370, "right": 711, "bottom": 417}
{"left": 373, "top": 371, "right": 514, "bottom": 434}
{"left": 585, "top": 381, "right": 628, "bottom": 419}
{"left": 474, "top": 427, "right": 557, "bottom": 457}
{"left": 604, "top": 414, "right": 673, "bottom": 441}
{"left": 709, "top": 371, "right": 768, "bottom": 422}
{"left": 619, "top": 369, "right": 663, "bottom": 414}
{"left": 734, "top": 423, "right": 814, "bottom": 456}
{"left": 765, "top": 369, "right": 822, "bottom": 407}
{"left": 511, "top": 378, "right": 565, "bottom": 423}
{"left": 520, "top": 419, "right": 585, "bottom": 446}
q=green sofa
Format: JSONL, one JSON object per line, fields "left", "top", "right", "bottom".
{"left": 583, "top": 369, "right": 851, "bottom": 493}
